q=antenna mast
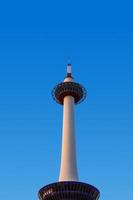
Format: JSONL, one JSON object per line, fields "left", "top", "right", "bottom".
{"left": 67, "top": 63, "right": 72, "bottom": 77}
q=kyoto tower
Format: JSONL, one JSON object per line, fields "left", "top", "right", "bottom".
{"left": 38, "top": 64, "right": 100, "bottom": 200}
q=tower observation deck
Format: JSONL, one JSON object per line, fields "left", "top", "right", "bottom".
{"left": 38, "top": 64, "right": 100, "bottom": 200}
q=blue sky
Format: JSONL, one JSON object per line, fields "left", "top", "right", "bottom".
{"left": 0, "top": 1, "right": 133, "bottom": 200}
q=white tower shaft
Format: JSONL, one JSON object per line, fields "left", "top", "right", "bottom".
{"left": 59, "top": 95, "right": 78, "bottom": 181}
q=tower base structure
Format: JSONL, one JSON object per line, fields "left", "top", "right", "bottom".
{"left": 38, "top": 181, "right": 100, "bottom": 200}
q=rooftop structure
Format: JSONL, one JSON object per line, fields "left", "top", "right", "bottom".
{"left": 38, "top": 64, "right": 100, "bottom": 200}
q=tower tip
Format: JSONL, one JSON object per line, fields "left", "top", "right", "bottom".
{"left": 67, "top": 63, "right": 72, "bottom": 77}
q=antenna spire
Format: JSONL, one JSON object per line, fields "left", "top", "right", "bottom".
{"left": 67, "top": 63, "right": 72, "bottom": 77}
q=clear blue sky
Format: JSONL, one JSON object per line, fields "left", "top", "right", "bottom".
{"left": 0, "top": 1, "right": 133, "bottom": 200}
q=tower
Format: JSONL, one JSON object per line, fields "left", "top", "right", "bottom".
{"left": 38, "top": 64, "right": 100, "bottom": 200}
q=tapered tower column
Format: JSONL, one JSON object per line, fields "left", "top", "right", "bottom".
{"left": 59, "top": 94, "right": 78, "bottom": 181}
